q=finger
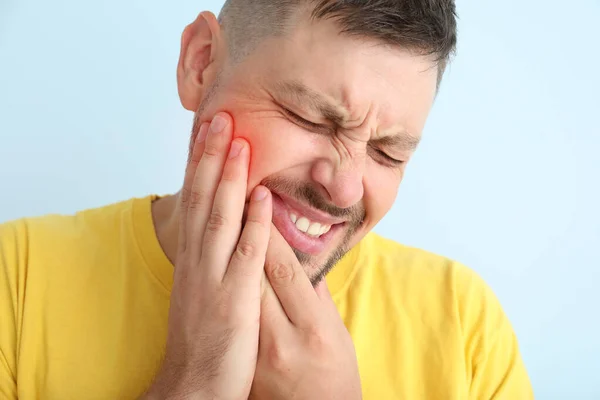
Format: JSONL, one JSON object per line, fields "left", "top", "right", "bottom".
{"left": 259, "top": 272, "right": 293, "bottom": 343}
{"left": 264, "top": 224, "right": 320, "bottom": 328}
{"left": 186, "top": 113, "right": 234, "bottom": 266}
{"left": 199, "top": 138, "right": 251, "bottom": 282}
{"left": 314, "top": 278, "right": 339, "bottom": 314}
{"left": 222, "top": 185, "right": 272, "bottom": 296}
{"left": 178, "top": 122, "right": 210, "bottom": 255}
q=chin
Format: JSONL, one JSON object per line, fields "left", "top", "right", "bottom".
{"left": 291, "top": 232, "right": 355, "bottom": 287}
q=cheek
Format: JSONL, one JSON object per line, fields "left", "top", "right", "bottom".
{"left": 363, "top": 164, "right": 402, "bottom": 225}
{"left": 232, "top": 117, "right": 317, "bottom": 191}
{"left": 346, "top": 167, "right": 401, "bottom": 250}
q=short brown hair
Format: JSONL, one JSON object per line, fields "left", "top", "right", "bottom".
{"left": 219, "top": 0, "right": 457, "bottom": 88}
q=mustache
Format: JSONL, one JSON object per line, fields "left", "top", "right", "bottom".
{"left": 261, "top": 176, "right": 366, "bottom": 226}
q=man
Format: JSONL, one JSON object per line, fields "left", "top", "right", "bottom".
{"left": 0, "top": 0, "right": 534, "bottom": 398}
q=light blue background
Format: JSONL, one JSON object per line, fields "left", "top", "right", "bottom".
{"left": 1, "top": 0, "right": 598, "bottom": 398}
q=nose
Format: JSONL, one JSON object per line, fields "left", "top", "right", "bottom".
{"left": 311, "top": 155, "right": 365, "bottom": 209}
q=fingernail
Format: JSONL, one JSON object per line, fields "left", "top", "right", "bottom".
{"left": 228, "top": 139, "right": 245, "bottom": 159}
{"left": 196, "top": 123, "right": 209, "bottom": 143}
{"left": 210, "top": 115, "right": 227, "bottom": 134}
{"left": 252, "top": 186, "right": 269, "bottom": 202}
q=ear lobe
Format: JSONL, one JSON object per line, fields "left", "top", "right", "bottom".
{"left": 177, "top": 11, "right": 222, "bottom": 111}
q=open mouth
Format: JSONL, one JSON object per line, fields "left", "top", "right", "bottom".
{"left": 271, "top": 192, "right": 346, "bottom": 256}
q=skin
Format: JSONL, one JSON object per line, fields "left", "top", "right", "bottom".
{"left": 145, "top": 8, "right": 438, "bottom": 400}
{"left": 147, "top": 119, "right": 271, "bottom": 400}
{"left": 154, "top": 10, "right": 437, "bottom": 280}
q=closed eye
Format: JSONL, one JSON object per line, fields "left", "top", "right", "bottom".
{"left": 282, "top": 107, "right": 328, "bottom": 131}
{"left": 369, "top": 146, "right": 405, "bottom": 167}
{"left": 284, "top": 106, "right": 404, "bottom": 168}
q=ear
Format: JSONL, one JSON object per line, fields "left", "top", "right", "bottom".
{"left": 177, "top": 11, "right": 223, "bottom": 111}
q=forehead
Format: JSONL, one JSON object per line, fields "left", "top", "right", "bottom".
{"left": 245, "top": 16, "right": 438, "bottom": 135}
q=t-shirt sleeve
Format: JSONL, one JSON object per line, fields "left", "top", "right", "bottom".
{"left": 454, "top": 263, "right": 534, "bottom": 399}
{"left": 0, "top": 219, "right": 26, "bottom": 399}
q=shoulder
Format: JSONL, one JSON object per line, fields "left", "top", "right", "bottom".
{"left": 355, "top": 232, "right": 484, "bottom": 291}
{"left": 2, "top": 198, "right": 137, "bottom": 242}
{"left": 0, "top": 218, "right": 28, "bottom": 250}
{"left": 0, "top": 197, "right": 143, "bottom": 267}
{"left": 0, "top": 218, "right": 30, "bottom": 275}
{"left": 355, "top": 233, "right": 532, "bottom": 396}
{"left": 354, "top": 232, "right": 508, "bottom": 334}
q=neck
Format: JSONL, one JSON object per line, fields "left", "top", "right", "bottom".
{"left": 151, "top": 192, "right": 182, "bottom": 265}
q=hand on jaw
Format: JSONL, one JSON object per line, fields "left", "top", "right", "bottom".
{"left": 143, "top": 111, "right": 361, "bottom": 400}
{"left": 250, "top": 223, "right": 361, "bottom": 400}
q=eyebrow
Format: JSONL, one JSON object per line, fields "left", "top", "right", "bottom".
{"left": 272, "top": 79, "right": 421, "bottom": 152}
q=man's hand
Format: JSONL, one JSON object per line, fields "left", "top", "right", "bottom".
{"left": 143, "top": 113, "right": 272, "bottom": 400}
{"left": 249, "top": 226, "right": 362, "bottom": 400}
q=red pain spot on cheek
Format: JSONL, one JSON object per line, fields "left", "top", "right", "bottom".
{"left": 237, "top": 136, "right": 259, "bottom": 200}
{"left": 235, "top": 135, "right": 255, "bottom": 168}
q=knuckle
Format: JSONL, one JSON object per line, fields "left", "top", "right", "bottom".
{"left": 266, "top": 261, "right": 295, "bottom": 286}
{"left": 206, "top": 209, "right": 228, "bottom": 233}
{"left": 188, "top": 189, "right": 208, "bottom": 209}
{"left": 187, "top": 143, "right": 201, "bottom": 163}
{"left": 305, "top": 328, "right": 328, "bottom": 353}
{"left": 240, "top": 220, "right": 269, "bottom": 244}
{"left": 266, "top": 342, "right": 290, "bottom": 373}
{"left": 220, "top": 162, "right": 242, "bottom": 182}
{"left": 203, "top": 141, "right": 221, "bottom": 158}
{"left": 235, "top": 239, "right": 259, "bottom": 260}
{"left": 180, "top": 187, "right": 191, "bottom": 204}
{"left": 245, "top": 214, "right": 269, "bottom": 228}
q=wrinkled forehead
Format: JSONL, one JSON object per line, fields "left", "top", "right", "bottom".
{"left": 250, "top": 17, "right": 438, "bottom": 135}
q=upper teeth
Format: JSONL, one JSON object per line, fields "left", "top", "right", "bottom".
{"left": 290, "top": 213, "right": 332, "bottom": 237}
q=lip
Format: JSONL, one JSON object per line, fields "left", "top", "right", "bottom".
{"left": 272, "top": 191, "right": 347, "bottom": 226}
{"left": 271, "top": 193, "right": 344, "bottom": 255}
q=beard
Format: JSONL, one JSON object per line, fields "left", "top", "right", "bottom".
{"left": 188, "top": 78, "right": 367, "bottom": 287}
{"left": 261, "top": 176, "right": 366, "bottom": 286}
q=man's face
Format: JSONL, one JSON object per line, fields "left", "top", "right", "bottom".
{"left": 188, "top": 16, "right": 437, "bottom": 283}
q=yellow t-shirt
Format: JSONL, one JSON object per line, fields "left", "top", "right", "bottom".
{"left": 0, "top": 196, "right": 533, "bottom": 399}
